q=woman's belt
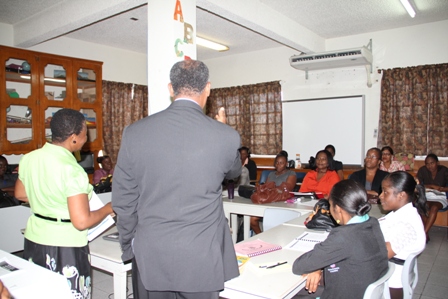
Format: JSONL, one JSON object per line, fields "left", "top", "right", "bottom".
{"left": 34, "top": 213, "right": 71, "bottom": 223}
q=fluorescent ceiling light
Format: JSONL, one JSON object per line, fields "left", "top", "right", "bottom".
{"left": 400, "top": 0, "right": 416, "bottom": 18}
{"left": 196, "top": 37, "right": 229, "bottom": 52}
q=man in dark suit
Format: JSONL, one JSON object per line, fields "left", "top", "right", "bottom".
{"left": 112, "top": 60, "right": 242, "bottom": 299}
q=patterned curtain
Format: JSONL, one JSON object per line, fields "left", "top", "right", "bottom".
{"left": 378, "top": 63, "right": 448, "bottom": 157}
{"left": 206, "top": 81, "right": 282, "bottom": 154}
{"left": 102, "top": 81, "right": 148, "bottom": 164}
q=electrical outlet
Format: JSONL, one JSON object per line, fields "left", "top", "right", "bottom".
{"left": 373, "top": 129, "right": 378, "bottom": 138}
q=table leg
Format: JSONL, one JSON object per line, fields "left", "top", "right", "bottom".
{"left": 230, "top": 214, "right": 238, "bottom": 244}
{"left": 113, "top": 271, "right": 128, "bottom": 299}
{"left": 244, "top": 215, "right": 251, "bottom": 240}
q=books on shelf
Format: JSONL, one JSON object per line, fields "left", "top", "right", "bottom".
{"left": 234, "top": 239, "right": 282, "bottom": 257}
{"left": 285, "top": 231, "right": 329, "bottom": 252}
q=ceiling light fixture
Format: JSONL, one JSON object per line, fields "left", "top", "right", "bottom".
{"left": 400, "top": 0, "right": 416, "bottom": 18}
{"left": 196, "top": 37, "right": 229, "bottom": 52}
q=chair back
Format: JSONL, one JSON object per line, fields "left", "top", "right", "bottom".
{"left": 262, "top": 208, "right": 301, "bottom": 231}
{"left": 259, "top": 170, "right": 274, "bottom": 185}
{"left": 402, "top": 253, "right": 419, "bottom": 299}
{"left": 363, "top": 262, "right": 395, "bottom": 299}
{"left": 295, "top": 172, "right": 306, "bottom": 183}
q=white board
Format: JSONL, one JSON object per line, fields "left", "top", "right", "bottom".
{"left": 282, "top": 96, "right": 365, "bottom": 166}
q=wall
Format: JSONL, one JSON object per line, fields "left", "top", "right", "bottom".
{"left": 204, "top": 20, "right": 448, "bottom": 156}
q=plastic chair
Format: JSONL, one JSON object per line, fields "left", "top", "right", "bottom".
{"left": 363, "top": 262, "right": 395, "bottom": 299}
{"left": 262, "top": 208, "right": 301, "bottom": 231}
{"left": 402, "top": 253, "right": 419, "bottom": 299}
{"left": 259, "top": 170, "right": 274, "bottom": 185}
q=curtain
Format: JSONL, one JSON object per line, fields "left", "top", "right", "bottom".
{"left": 206, "top": 81, "right": 282, "bottom": 154}
{"left": 378, "top": 64, "right": 448, "bottom": 157}
{"left": 102, "top": 81, "right": 148, "bottom": 164}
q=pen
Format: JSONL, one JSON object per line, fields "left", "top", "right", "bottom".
{"left": 266, "top": 261, "right": 287, "bottom": 269}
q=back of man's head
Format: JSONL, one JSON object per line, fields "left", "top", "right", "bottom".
{"left": 170, "top": 60, "right": 209, "bottom": 97}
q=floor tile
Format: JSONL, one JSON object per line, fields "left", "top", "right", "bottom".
{"left": 421, "top": 283, "right": 448, "bottom": 299}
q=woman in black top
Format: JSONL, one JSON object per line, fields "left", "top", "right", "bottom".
{"left": 293, "top": 180, "right": 388, "bottom": 298}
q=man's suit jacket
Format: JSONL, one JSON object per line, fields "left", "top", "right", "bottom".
{"left": 349, "top": 168, "right": 388, "bottom": 194}
{"left": 112, "top": 99, "right": 242, "bottom": 292}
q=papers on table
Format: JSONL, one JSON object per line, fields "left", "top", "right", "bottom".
{"left": 87, "top": 192, "right": 115, "bottom": 241}
{"left": 285, "top": 231, "right": 329, "bottom": 252}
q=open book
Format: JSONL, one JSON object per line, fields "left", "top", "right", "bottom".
{"left": 234, "top": 239, "right": 282, "bottom": 257}
{"left": 285, "top": 231, "right": 329, "bottom": 252}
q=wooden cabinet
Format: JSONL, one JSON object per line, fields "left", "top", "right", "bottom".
{"left": 0, "top": 45, "right": 103, "bottom": 155}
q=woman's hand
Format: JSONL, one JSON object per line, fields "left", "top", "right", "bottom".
{"left": 0, "top": 280, "right": 12, "bottom": 299}
{"left": 302, "top": 270, "right": 322, "bottom": 293}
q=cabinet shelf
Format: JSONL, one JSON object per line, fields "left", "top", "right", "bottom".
{"left": 5, "top": 71, "right": 96, "bottom": 88}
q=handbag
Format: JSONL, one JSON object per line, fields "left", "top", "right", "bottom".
{"left": 250, "top": 181, "right": 292, "bottom": 204}
{"left": 93, "top": 175, "right": 112, "bottom": 194}
{"left": 238, "top": 185, "right": 256, "bottom": 199}
{"left": 305, "top": 199, "right": 338, "bottom": 230}
{"left": 0, "top": 189, "right": 21, "bottom": 208}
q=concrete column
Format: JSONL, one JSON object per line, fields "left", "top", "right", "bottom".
{"left": 147, "top": 0, "right": 197, "bottom": 115}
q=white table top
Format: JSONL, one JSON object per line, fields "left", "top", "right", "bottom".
{"left": 89, "top": 226, "right": 124, "bottom": 263}
{"left": 222, "top": 196, "right": 315, "bottom": 217}
{"left": 0, "top": 249, "right": 72, "bottom": 299}
{"left": 221, "top": 224, "right": 319, "bottom": 299}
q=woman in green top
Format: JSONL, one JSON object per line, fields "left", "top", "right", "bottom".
{"left": 15, "top": 109, "right": 114, "bottom": 298}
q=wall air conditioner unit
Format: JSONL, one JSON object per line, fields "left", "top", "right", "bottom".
{"left": 289, "top": 40, "right": 374, "bottom": 87}
{"left": 290, "top": 46, "right": 372, "bottom": 71}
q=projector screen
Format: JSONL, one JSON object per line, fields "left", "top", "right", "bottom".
{"left": 282, "top": 95, "right": 365, "bottom": 166}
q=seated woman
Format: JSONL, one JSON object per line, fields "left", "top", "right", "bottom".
{"left": 300, "top": 150, "right": 340, "bottom": 198}
{"left": 379, "top": 146, "right": 406, "bottom": 172}
{"left": 350, "top": 147, "right": 388, "bottom": 200}
{"left": 238, "top": 146, "right": 257, "bottom": 184}
{"left": 324, "top": 144, "right": 344, "bottom": 180}
{"left": 250, "top": 153, "right": 296, "bottom": 234}
{"left": 0, "top": 155, "right": 18, "bottom": 196}
{"left": 416, "top": 153, "right": 448, "bottom": 242}
{"left": 93, "top": 155, "right": 114, "bottom": 184}
{"left": 378, "top": 171, "right": 427, "bottom": 299}
{"left": 292, "top": 180, "right": 388, "bottom": 299}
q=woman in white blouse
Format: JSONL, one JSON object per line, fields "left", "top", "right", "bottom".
{"left": 378, "top": 171, "right": 427, "bottom": 299}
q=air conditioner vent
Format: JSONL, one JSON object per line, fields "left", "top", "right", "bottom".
{"left": 290, "top": 46, "right": 372, "bottom": 71}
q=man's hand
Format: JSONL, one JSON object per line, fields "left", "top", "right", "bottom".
{"left": 215, "top": 107, "right": 227, "bottom": 124}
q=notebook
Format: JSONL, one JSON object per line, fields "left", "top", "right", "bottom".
{"left": 234, "top": 239, "right": 282, "bottom": 257}
{"left": 285, "top": 231, "right": 329, "bottom": 252}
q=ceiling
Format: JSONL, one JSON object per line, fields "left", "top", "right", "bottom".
{"left": 0, "top": 0, "right": 447, "bottom": 60}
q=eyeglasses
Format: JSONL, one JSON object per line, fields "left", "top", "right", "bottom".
{"left": 365, "top": 155, "right": 379, "bottom": 160}
{"left": 382, "top": 153, "right": 391, "bottom": 156}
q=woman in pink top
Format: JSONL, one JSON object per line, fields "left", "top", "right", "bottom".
{"left": 379, "top": 146, "right": 406, "bottom": 173}
{"left": 300, "top": 150, "right": 340, "bottom": 198}
{"left": 93, "top": 155, "right": 114, "bottom": 184}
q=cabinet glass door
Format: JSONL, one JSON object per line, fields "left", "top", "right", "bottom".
{"left": 1, "top": 51, "right": 39, "bottom": 153}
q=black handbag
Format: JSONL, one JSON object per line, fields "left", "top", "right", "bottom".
{"left": 238, "top": 185, "right": 256, "bottom": 199}
{"left": 93, "top": 175, "right": 112, "bottom": 194}
{"left": 0, "top": 189, "right": 21, "bottom": 208}
{"left": 305, "top": 199, "right": 338, "bottom": 231}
